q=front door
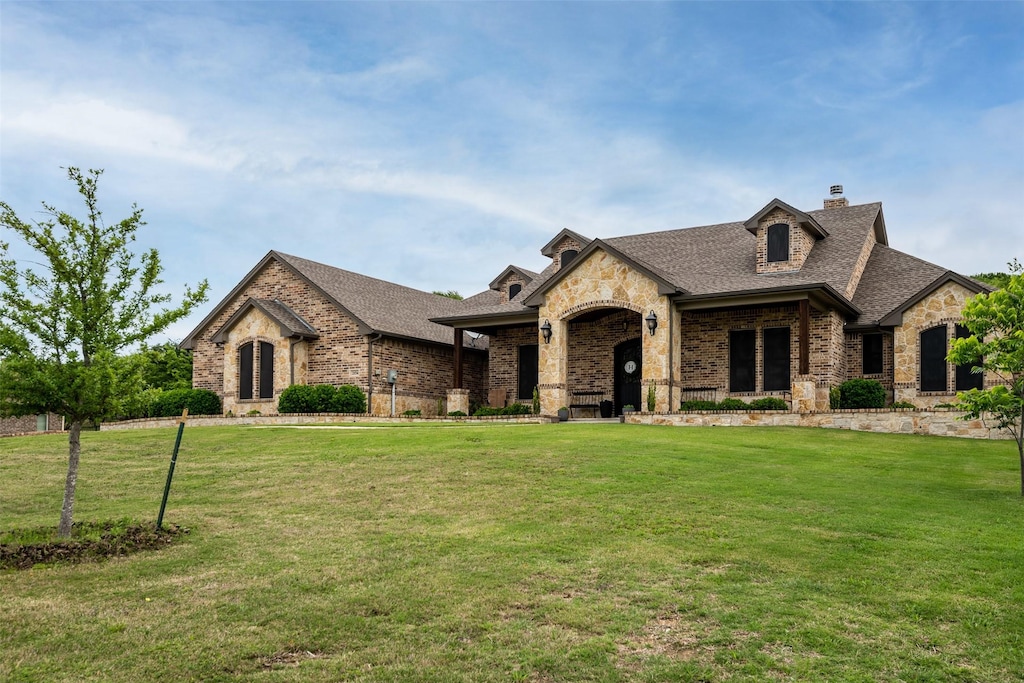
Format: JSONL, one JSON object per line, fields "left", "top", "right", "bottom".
{"left": 614, "top": 339, "right": 642, "bottom": 415}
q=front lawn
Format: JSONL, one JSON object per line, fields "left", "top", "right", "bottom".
{"left": 1, "top": 424, "right": 1021, "bottom": 681}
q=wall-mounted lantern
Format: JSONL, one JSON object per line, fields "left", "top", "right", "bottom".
{"left": 540, "top": 319, "right": 552, "bottom": 344}
{"left": 645, "top": 310, "right": 658, "bottom": 336}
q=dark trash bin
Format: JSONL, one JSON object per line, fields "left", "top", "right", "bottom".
{"left": 599, "top": 400, "right": 613, "bottom": 419}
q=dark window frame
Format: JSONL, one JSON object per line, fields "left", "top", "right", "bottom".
{"left": 954, "top": 324, "right": 983, "bottom": 391}
{"left": 767, "top": 223, "right": 790, "bottom": 263}
{"left": 560, "top": 249, "right": 578, "bottom": 268}
{"left": 920, "top": 326, "right": 948, "bottom": 392}
{"left": 238, "top": 342, "right": 254, "bottom": 400}
{"left": 517, "top": 344, "right": 539, "bottom": 400}
{"left": 762, "top": 326, "right": 791, "bottom": 392}
{"left": 862, "top": 333, "right": 884, "bottom": 375}
{"left": 258, "top": 341, "right": 275, "bottom": 399}
{"left": 509, "top": 283, "right": 522, "bottom": 300}
{"left": 729, "top": 329, "right": 756, "bottom": 393}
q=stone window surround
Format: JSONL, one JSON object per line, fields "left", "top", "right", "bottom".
{"left": 915, "top": 320, "right": 984, "bottom": 395}
{"left": 234, "top": 335, "right": 279, "bottom": 401}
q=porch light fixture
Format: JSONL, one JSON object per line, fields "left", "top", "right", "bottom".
{"left": 645, "top": 310, "right": 658, "bottom": 336}
{"left": 540, "top": 319, "right": 552, "bottom": 344}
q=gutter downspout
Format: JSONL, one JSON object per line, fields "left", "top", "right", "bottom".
{"left": 289, "top": 337, "right": 299, "bottom": 386}
{"left": 367, "top": 333, "right": 382, "bottom": 415}
{"left": 668, "top": 303, "right": 675, "bottom": 412}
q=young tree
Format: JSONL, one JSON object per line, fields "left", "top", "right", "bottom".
{"left": 0, "top": 168, "right": 208, "bottom": 536}
{"left": 948, "top": 261, "right": 1024, "bottom": 495}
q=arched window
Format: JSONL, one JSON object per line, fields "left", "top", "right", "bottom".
{"left": 920, "top": 326, "right": 948, "bottom": 392}
{"left": 509, "top": 283, "right": 522, "bottom": 300}
{"left": 767, "top": 224, "right": 789, "bottom": 263}
{"left": 954, "top": 325, "right": 983, "bottom": 391}
{"left": 259, "top": 341, "right": 275, "bottom": 399}
{"left": 238, "top": 342, "right": 254, "bottom": 399}
{"left": 561, "top": 249, "right": 578, "bottom": 268}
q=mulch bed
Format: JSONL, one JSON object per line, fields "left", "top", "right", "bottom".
{"left": 1, "top": 520, "right": 189, "bottom": 570}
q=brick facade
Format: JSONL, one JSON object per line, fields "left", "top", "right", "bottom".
{"left": 755, "top": 209, "right": 817, "bottom": 274}
{"left": 488, "top": 324, "right": 541, "bottom": 404}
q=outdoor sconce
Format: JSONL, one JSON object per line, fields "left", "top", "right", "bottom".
{"left": 645, "top": 310, "right": 658, "bottom": 336}
{"left": 540, "top": 319, "right": 552, "bottom": 344}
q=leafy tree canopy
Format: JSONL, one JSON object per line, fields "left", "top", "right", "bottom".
{"left": 433, "top": 289, "right": 463, "bottom": 300}
{"left": 0, "top": 167, "right": 208, "bottom": 534}
{"left": 948, "top": 260, "right": 1024, "bottom": 495}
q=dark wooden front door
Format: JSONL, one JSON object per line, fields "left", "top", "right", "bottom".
{"left": 614, "top": 339, "right": 642, "bottom": 415}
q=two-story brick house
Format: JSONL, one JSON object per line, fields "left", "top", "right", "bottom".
{"left": 185, "top": 187, "right": 990, "bottom": 418}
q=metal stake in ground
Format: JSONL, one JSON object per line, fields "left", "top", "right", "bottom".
{"left": 157, "top": 409, "right": 188, "bottom": 530}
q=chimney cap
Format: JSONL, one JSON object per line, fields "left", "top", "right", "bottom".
{"left": 829, "top": 184, "right": 844, "bottom": 197}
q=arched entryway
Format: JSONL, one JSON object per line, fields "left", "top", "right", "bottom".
{"left": 614, "top": 338, "right": 642, "bottom": 415}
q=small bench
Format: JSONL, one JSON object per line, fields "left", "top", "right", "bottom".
{"left": 570, "top": 391, "right": 605, "bottom": 418}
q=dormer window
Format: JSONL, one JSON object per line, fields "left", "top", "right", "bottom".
{"left": 767, "top": 224, "right": 789, "bottom": 263}
{"left": 561, "top": 250, "right": 578, "bottom": 268}
{"left": 509, "top": 283, "right": 522, "bottom": 299}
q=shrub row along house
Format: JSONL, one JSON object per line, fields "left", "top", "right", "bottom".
{"left": 182, "top": 187, "right": 992, "bottom": 418}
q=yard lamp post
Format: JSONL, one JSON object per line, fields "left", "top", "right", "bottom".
{"left": 540, "top": 319, "right": 552, "bottom": 344}
{"left": 645, "top": 310, "right": 658, "bottom": 336}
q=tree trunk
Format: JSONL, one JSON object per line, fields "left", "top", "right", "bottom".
{"left": 57, "top": 420, "right": 83, "bottom": 538}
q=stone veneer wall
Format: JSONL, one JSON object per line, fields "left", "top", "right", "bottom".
{"left": 628, "top": 409, "right": 1010, "bottom": 440}
{"left": 893, "top": 281, "right": 986, "bottom": 408}
{"left": 488, "top": 325, "right": 540, "bottom": 404}
{"left": 755, "top": 208, "right": 817, "bottom": 274}
{"left": 537, "top": 249, "right": 672, "bottom": 414}
{"left": 497, "top": 273, "right": 531, "bottom": 304}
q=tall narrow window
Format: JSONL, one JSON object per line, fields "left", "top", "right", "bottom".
{"left": 258, "top": 341, "right": 275, "bottom": 399}
{"left": 518, "top": 345, "right": 539, "bottom": 400}
{"left": 762, "top": 327, "right": 791, "bottom": 391}
{"left": 954, "top": 325, "right": 983, "bottom": 391}
{"left": 509, "top": 283, "right": 522, "bottom": 300}
{"left": 238, "top": 342, "right": 254, "bottom": 400}
{"left": 863, "top": 333, "right": 884, "bottom": 375}
{"left": 561, "top": 250, "right": 578, "bottom": 268}
{"left": 767, "top": 223, "right": 789, "bottom": 263}
{"left": 730, "top": 330, "right": 756, "bottom": 392}
{"left": 920, "top": 326, "right": 948, "bottom": 392}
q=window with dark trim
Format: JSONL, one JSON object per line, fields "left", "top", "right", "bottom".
{"left": 767, "top": 223, "right": 789, "bottom": 263}
{"left": 238, "top": 342, "right": 254, "bottom": 400}
{"left": 762, "top": 327, "right": 791, "bottom": 391}
{"left": 954, "top": 324, "right": 983, "bottom": 391}
{"left": 863, "top": 333, "right": 884, "bottom": 375}
{"left": 517, "top": 345, "right": 539, "bottom": 400}
{"left": 729, "top": 330, "right": 756, "bottom": 392}
{"left": 561, "top": 250, "right": 578, "bottom": 268}
{"left": 509, "top": 283, "right": 522, "bottom": 300}
{"left": 259, "top": 341, "right": 275, "bottom": 399}
{"left": 920, "top": 326, "right": 948, "bottom": 392}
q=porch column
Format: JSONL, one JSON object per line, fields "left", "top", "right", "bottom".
{"left": 453, "top": 327, "right": 463, "bottom": 389}
{"left": 799, "top": 299, "right": 810, "bottom": 376}
{"left": 538, "top": 318, "right": 568, "bottom": 415}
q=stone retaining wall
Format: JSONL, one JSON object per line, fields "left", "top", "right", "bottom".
{"left": 625, "top": 409, "right": 1009, "bottom": 439}
{"left": 101, "top": 413, "right": 555, "bottom": 430}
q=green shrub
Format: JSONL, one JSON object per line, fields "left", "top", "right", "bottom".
{"left": 680, "top": 400, "right": 719, "bottom": 411}
{"left": 333, "top": 385, "right": 367, "bottom": 413}
{"left": 473, "top": 407, "right": 501, "bottom": 417}
{"left": 278, "top": 385, "right": 316, "bottom": 413}
{"left": 447, "top": 410, "right": 466, "bottom": 417}
{"left": 402, "top": 409, "right": 421, "bottom": 416}
{"left": 647, "top": 382, "right": 656, "bottom": 412}
{"left": 829, "top": 386, "right": 842, "bottom": 410}
{"left": 717, "top": 398, "right": 749, "bottom": 410}
{"left": 749, "top": 397, "right": 789, "bottom": 410}
{"left": 838, "top": 379, "right": 886, "bottom": 409}
{"left": 502, "top": 403, "right": 532, "bottom": 415}
{"left": 891, "top": 400, "right": 916, "bottom": 410}
{"left": 532, "top": 386, "right": 540, "bottom": 415}
{"left": 150, "top": 388, "right": 221, "bottom": 417}
{"left": 309, "top": 384, "right": 338, "bottom": 412}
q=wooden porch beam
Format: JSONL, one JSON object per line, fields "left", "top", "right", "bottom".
{"left": 799, "top": 299, "right": 810, "bottom": 376}
{"left": 453, "top": 328, "right": 464, "bottom": 389}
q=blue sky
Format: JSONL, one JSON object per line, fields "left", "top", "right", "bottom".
{"left": 2, "top": 1, "right": 1022, "bottom": 343}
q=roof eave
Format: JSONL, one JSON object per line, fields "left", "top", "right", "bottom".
{"left": 878, "top": 271, "right": 989, "bottom": 327}
{"left": 743, "top": 198, "right": 828, "bottom": 238}
{"left": 674, "top": 283, "right": 860, "bottom": 317}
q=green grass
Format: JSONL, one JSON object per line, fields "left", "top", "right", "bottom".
{"left": 1, "top": 424, "right": 1022, "bottom": 682}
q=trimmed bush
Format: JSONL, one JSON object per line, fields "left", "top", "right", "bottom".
{"left": 891, "top": 400, "right": 916, "bottom": 410}
{"left": 717, "top": 398, "right": 749, "bottom": 410}
{"left": 838, "top": 379, "right": 886, "bottom": 409}
{"left": 447, "top": 410, "right": 466, "bottom": 417}
{"left": 473, "top": 407, "right": 501, "bottom": 417}
{"left": 277, "top": 385, "right": 317, "bottom": 413}
{"left": 150, "top": 388, "right": 221, "bottom": 417}
{"left": 749, "top": 397, "right": 789, "bottom": 411}
{"left": 402, "top": 409, "right": 421, "bottom": 416}
{"left": 333, "top": 385, "right": 366, "bottom": 413}
{"left": 829, "top": 386, "right": 842, "bottom": 410}
{"left": 503, "top": 403, "right": 532, "bottom": 415}
{"left": 680, "top": 400, "right": 719, "bottom": 411}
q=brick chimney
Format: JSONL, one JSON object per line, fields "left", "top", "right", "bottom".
{"left": 824, "top": 184, "right": 849, "bottom": 209}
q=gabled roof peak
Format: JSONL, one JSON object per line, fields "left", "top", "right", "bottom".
{"left": 540, "top": 228, "right": 592, "bottom": 257}
{"left": 488, "top": 265, "right": 540, "bottom": 291}
{"left": 743, "top": 198, "right": 828, "bottom": 239}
